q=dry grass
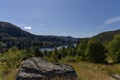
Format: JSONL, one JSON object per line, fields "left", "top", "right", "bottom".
{"left": 68, "top": 62, "right": 114, "bottom": 80}
{"left": 1, "top": 62, "right": 120, "bottom": 80}
{"left": 0, "top": 63, "right": 18, "bottom": 80}
{"left": 4, "top": 69, "right": 18, "bottom": 80}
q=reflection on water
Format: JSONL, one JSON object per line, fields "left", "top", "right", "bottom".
{"left": 40, "top": 44, "right": 76, "bottom": 52}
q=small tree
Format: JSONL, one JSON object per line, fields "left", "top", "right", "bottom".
{"left": 107, "top": 34, "right": 120, "bottom": 63}
{"left": 76, "top": 40, "right": 88, "bottom": 58}
{"left": 0, "top": 42, "right": 7, "bottom": 53}
{"left": 61, "top": 46, "right": 67, "bottom": 57}
{"left": 85, "top": 38, "right": 106, "bottom": 63}
{"left": 34, "top": 48, "right": 43, "bottom": 57}
{"left": 67, "top": 47, "right": 75, "bottom": 56}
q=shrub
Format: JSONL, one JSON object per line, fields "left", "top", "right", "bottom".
{"left": 85, "top": 38, "right": 106, "bottom": 63}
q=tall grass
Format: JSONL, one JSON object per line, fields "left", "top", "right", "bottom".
{"left": 0, "top": 47, "right": 34, "bottom": 80}
{"left": 68, "top": 62, "right": 115, "bottom": 80}
{"left": 1, "top": 47, "right": 120, "bottom": 80}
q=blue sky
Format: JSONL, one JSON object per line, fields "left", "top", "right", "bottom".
{"left": 1, "top": 0, "right": 120, "bottom": 38}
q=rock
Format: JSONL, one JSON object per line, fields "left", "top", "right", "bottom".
{"left": 16, "top": 57, "right": 77, "bottom": 80}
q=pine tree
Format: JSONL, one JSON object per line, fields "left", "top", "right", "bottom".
{"left": 85, "top": 38, "right": 106, "bottom": 63}
{"left": 76, "top": 40, "right": 88, "bottom": 58}
{"left": 34, "top": 48, "right": 43, "bottom": 57}
{"left": 107, "top": 34, "right": 120, "bottom": 63}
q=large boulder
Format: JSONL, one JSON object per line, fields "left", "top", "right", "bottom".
{"left": 16, "top": 57, "right": 77, "bottom": 80}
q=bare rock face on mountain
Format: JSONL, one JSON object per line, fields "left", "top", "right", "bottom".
{"left": 16, "top": 57, "right": 77, "bottom": 80}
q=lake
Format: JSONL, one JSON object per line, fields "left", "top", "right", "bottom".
{"left": 40, "top": 44, "right": 76, "bottom": 52}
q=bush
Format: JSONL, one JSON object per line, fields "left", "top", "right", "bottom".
{"left": 61, "top": 56, "right": 80, "bottom": 62}
{"left": 107, "top": 34, "right": 120, "bottom": 63}
{"left": 85, "top": 38, "right": 106, "bottom": 63}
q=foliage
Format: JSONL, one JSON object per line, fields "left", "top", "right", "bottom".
{"left": 61, "top": 56, "right": 82, "bottom": 62}
{"left": 76, "top": 40, "right": 88, "bottom": 59}
{"left": 1, "top": 35, "right": 120, "bottom": 80}
{"left": 34, "top": 47, "right": 43, "bottom": 57}
{"left": 0, "top": 46, "right": 36, "bottom": 80}
{"left": 107, "top": 34, "right": 120, "bottom": 63}
{"left": 0, "top": 21, "right": 77, "bottom": 53}
{"left": 94, "top": 29, "right": 120, "bottom": 43}
{"left": 69, "top": 62, "right": 117, "bottom": 80}
{"left": 67, "top": 46, "right": 76, "bottom": 56}
{"left": 85, "top": 38, "right": 106, "bottom": 63}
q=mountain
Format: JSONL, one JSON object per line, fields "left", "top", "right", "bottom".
{"left": 2, "top": 21, "right": 120, "bottom": 53}
{"left": 93, "top": 29, "right": 120, "bottom": 42}
{"left": 0, "top": 21, "right": 77, "bottom": 53}
{"left": 60, "top": 36, "right": 78, "bottom": 41}
{"left": 0, "top": 21, "right": 34, "bottom": 37}
{"left": 79, "top": 29, "right": 120, "bottom": 44}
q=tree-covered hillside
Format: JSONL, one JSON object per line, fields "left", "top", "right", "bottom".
{"left": 93, "top": 29, "right": 120, "bottom": 43}
{"left": 0, "top": 21, "right": 78, "bottom": 52}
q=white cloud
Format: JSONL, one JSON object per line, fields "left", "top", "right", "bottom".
{"left": 24, "top": 27, "right": 32, "bottom": 30}
{"left": 38, "top": 24, "right": 43, "bottom": 26}
{"left": 62, "top": 33, "right": 67, "bottom": 36}
{"left": 96, "top": 16, "right": 120, "bottom": 31}
{"left": 105, "top": 16, "right": 120, "bottom": 25}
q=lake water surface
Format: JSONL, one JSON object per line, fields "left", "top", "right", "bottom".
{"left": 40, "top": 44, "right": 76, "bottom": 52}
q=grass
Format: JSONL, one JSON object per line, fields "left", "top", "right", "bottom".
{"left": 1, "top": 61, "right": 120, "bottom": 80}
{"left": 4, "top": 69, "right": 18, "bottom": 80}
{"left": 0, "top": 63, "right": 18, "bottom": 80}
{"left": 0, "top": 48, "right": 30, "bottom": 80}
{"left": 1, "top": 51, "right": 120, "bottom": 80}
{"left": 67, "top": 62, "right": 120, "bottom": 80}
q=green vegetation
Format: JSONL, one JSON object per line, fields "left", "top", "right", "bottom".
{"left": 94, "top": 29, "right": 120, "bottom": 43}
{"left": 106, "top": 34, "right": 120, "bottom": 63}
{"left": 76, "top": 40, "right": 88, "bottom": 58}
{"left": 85, "top": 38, "right": 106, "bottom": 63}
{"left": 0, "top": 21, "right": 78, "bottom": 53}
{"left": 69, "top": 62, "right": 120, "bottom": 80}
{"left": 1, "top": 28, "right": 120, "bottom": 79}
{"left": 43, "top": 34, "right": 120, "bottom": 64}
{"left": 0, "top": 47, "right": 35, "bottom": 80}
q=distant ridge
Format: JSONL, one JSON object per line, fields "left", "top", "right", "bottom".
{"left": 0, "top": 21, "right": 77, "bottom": 53}
{"left": 0, "top": 21, "right": 34, "bottom": 37}
{"left": 1, "top": 21, "right": 120, "bottom": 53}
{"left": 79, "top": 29, "right": 120, "bottom": 43}
{"left": 93, "top": 29, "right": 120, "bottom": 42}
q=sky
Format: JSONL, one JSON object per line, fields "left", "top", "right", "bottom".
{"left": 1, "top": 0, "right": 120, "bottom": 38}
